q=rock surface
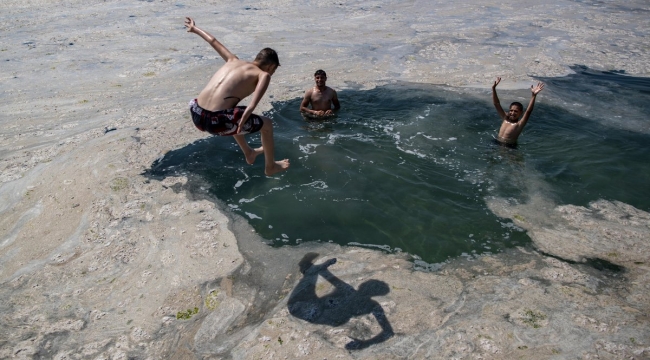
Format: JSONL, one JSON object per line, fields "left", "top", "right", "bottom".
{"left": 1, "top": 0, "right": 649, "bottom": 359}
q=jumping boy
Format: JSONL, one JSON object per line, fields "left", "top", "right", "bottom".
{"left": 300, "top": 70, "right": 340, "bottom": 118}
{"left": 492, "top": 77, "right": 545, "bottom": 146}
{"left": 185, "top": 17, "right": 289, "bottom": 175}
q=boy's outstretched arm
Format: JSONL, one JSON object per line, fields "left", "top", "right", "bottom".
{"left": 492, "top": 77, "right": 507, "bottom": 120}
{"left": 518, "top": 82, "right": 545, "bottom": 128}
{"left": 184, "top": 17, "right": 237, "bottom": 62}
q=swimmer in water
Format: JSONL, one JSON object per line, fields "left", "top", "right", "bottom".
{"left": 300, "top": 69, "right": 341, "bottom": 119}
{"left": 184, "top": 17, "right": 289, "bottom": 176}
{"left": 492, "top": 77, "right": 545, "bottom": 147}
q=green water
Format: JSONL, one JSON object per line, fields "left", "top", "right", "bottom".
{"left": 149, "top": 67, "right": 650, "bottom": 264}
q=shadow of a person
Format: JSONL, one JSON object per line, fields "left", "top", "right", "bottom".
{"left": 288, "top": 253, "right": 394, "bottom": 350}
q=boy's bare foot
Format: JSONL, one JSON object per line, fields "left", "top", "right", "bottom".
{"left": 265, "top": 159, "right": 290, "bottom": 176}
{"left": 244, "top": 146, "right": 264, "bottom": 165}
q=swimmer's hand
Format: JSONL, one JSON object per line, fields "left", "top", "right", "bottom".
{"left": 493, "top": 77, "right": 501, "bottom": 88}
{"left": 184, "top": 17, "right": 196, "bottom": 32}
{"left": 235, "top": 120, "right": 244, "bottom": 134}
{"left": 531, "top": 82, "right": 545, "bottom": 96}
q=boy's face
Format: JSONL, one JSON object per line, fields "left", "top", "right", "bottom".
{"left": 314, "top": 74, "right": 327, "bottom": 87}
{"left": 507, "top": 105, "right": 522, "bottom": 121}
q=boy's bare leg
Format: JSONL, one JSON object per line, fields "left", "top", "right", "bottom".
{"left": 259, "top": 117, "right": 290, "bottom": 176}
{"left": 233, "top": 135, "right": 264, "bottom": 165}
{"left": 233, "top": 117, "right": 289, "bottom": 175}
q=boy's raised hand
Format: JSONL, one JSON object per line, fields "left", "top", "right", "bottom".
{"left": 531, "top": 82, "right": 545, "bottom": 95}
{"left": 184, "top": 17, "right": 196, "bottom": 32}
{"left": 493, "top": 77, "right": 502, "bottom": 88}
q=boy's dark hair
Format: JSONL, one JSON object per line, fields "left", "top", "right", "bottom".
{"left": 255, "top": 48, "right": 280, "bottom": 67}
{"left": 314, "top": 69, "right": 327, "bottom": 77}
{"left": 510, "top": 102, "right": 524, "bottom": 111}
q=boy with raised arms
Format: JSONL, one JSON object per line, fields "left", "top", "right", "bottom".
{"left": 492, "top": 77, "right": 545, "bottom": 146}
{"left": 185, "top": 17, "right": 289, "bottom": 176}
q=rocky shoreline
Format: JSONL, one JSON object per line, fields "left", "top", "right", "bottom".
{"left": 1, "top": 0, "right": 649, "bottom": 358}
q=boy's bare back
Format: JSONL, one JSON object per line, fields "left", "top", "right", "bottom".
{"left": 198, "top": 60, "right": 269, "bottom": 112}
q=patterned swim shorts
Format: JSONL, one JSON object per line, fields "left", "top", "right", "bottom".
{"left": 189, "top": 98, "right": 263, "bottom": 136}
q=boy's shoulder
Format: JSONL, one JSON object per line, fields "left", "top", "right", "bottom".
{"left": 237, "top": 61, "right": 271, "bottom": 79}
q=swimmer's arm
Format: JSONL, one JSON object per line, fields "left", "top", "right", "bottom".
{"left": 323, "top": 90, "right": 340, "bottom": 115}
{"left": 325, "top": 89, "right": 341, "bottom": 115}
{"left": 236, "top": 72, "right": 270, "bottom": 134}
{"left": 184, "top": 17, "right": 237, "bottom": 62}
{"left": 519, "top": 82, "right": 545, "bottom": 127}
{"left": 331, "top": 90, "right": 341, "bottom": 111}
{"left": 492, "top": 77, "right": 507, "bottom": 120}
{"left": 300, "top": 89, "right": 315, "bottom": 114}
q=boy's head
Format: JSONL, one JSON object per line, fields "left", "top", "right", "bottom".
{"left": 255, "top": 48, "right": 280, "bottom": 74}
{"left": 508, "top": 102, "right": 523, "bottom": 120}
{"left": 510, "top": 102, "right": 523, "bottom": 111}
{"left": 314, "top": 69, "right": 327, "bottom": 87}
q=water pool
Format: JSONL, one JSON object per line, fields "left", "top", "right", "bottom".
{"left": 148, "top": 67, "right": 650, "bottom": 264}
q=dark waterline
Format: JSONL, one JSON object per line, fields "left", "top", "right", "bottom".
{"left": 147, "top": 67, "right": 650, "bottom": 264}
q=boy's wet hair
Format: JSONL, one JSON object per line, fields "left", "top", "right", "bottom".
{"left": 255, "top": 48, "right": 280, "bottom": 67}
{"left": 510, "top": 102, "right": 524, "bottom": 111}
{"left": 314, "top": 69, "right": 327, "bottom": 77}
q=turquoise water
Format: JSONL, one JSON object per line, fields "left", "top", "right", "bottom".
{"left": 149, "top": 67, "right": 650, "bottom": 264}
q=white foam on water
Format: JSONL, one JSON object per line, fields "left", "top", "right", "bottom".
{"left": 245, "top": 212, "right": 262, "bottom": 220}
{"left": 269, "top": 185, "right": 291, "bottom": 193}
{"left": 299, "top": 143, "right": 319, "bottom": 155}
{"left": 326, "top": 132, "right": 376, "bottom": 145}
{"left": 239, "top": 196, "right": 261, "bottom": 204}
{"left": 395, "top": 145, "right": 427, "bottom": 158}
{"left": 233, "top": 169, "right": 250, "bottom": 190}
{"left": 301, "top": 181, "right": 328, "bottom": 190}
{"left": 348, "top": 242, "right": 393, "bottom": 252}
